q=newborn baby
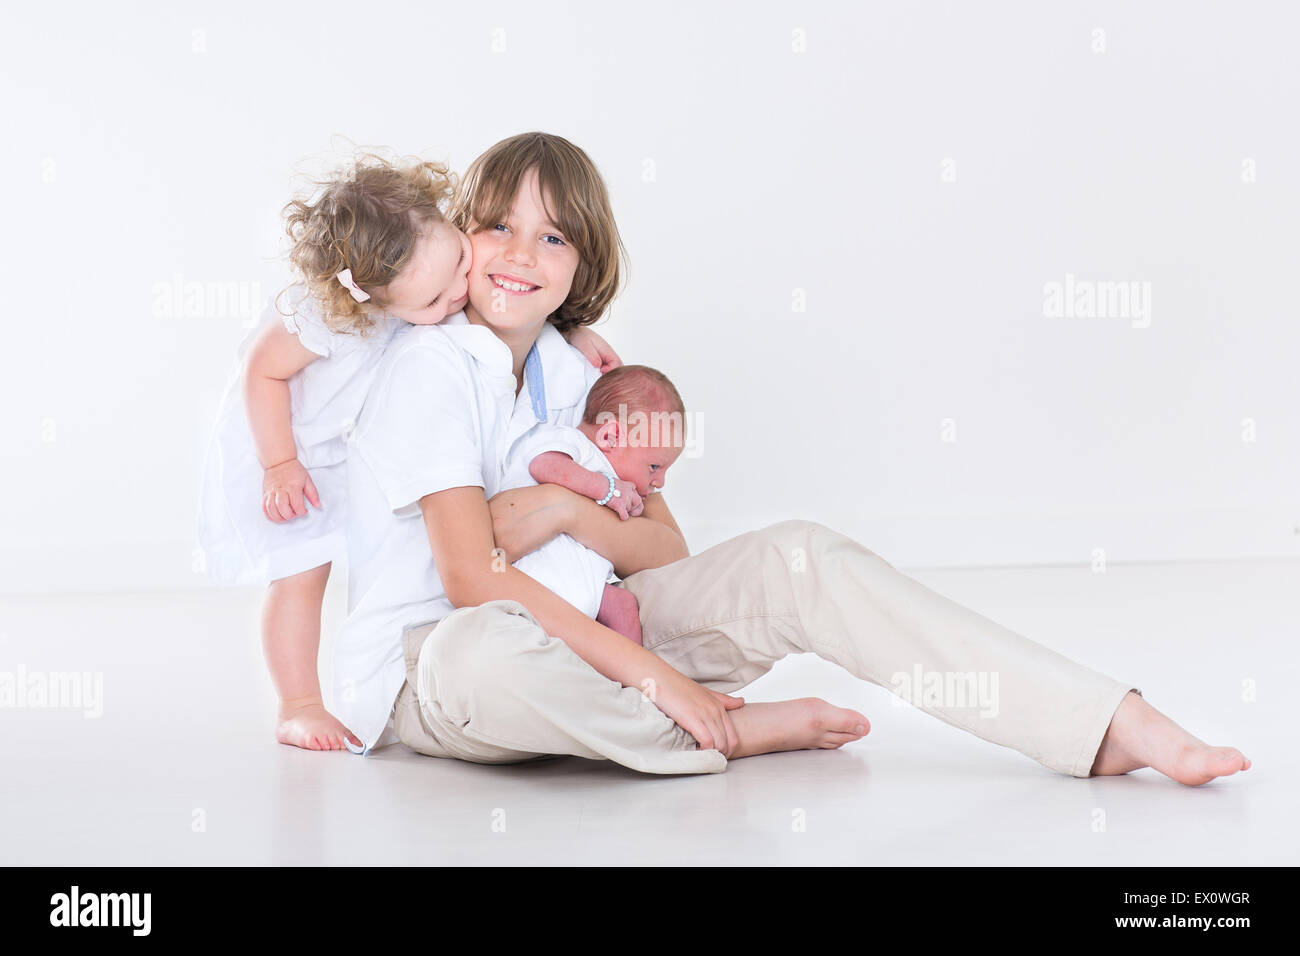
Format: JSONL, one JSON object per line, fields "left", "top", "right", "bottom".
{"left": 504, "top": 364, "right": 687, "bottom": 644}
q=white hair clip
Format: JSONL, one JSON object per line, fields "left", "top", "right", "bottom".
{"left": 335, "top": 269, "right": 371, "bottom": 303}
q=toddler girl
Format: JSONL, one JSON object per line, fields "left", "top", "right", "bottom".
{"left": 198, "top": 152, "right": 618, "bottom": 750}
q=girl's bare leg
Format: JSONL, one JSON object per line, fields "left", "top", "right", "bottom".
{"left": 1091, "top": 691, "right": 1251, "bottom": 785}
{"left": 262, "top": 562, "right": 359, "bottom": 750}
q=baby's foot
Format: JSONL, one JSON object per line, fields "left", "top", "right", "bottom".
{"left": 276, "top": 702, "right": 360, "bottom": 752}
{"left": 596, "top": 584, "right": 643, "bottom": 645}
{"left": 728, "top": 698, "right": 870, "bottom": 759}
{"left": 1091, "top": 691, "right": 1251, "bottom": 785}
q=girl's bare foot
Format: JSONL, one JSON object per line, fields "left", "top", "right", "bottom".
{"left": 1091, "top": 691, "right": 1251, "bottom": 785}
{"left": 276, "top": 700, "right": 360, "bottom": 751}
{"left": 728, "top": 698, "right": 870, "bottom": 759}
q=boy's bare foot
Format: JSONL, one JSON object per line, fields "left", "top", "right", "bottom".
{"left": 276, "top": 700, "right": 361, "bottom": 751}
{"left": 728, "top": 698, "right": 870, "bottom": 759}
{"left": 1091, "top": 690, "right": 1251, "bottom": 785}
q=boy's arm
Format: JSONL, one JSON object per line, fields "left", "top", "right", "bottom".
{"left": 488, "top": 482, "right": 688, "bottom": 576}
{"left": 419, "top": 486, "right": 737, "bottom": 755}
{"left": 566, "top": 491, "right": 688, "bottom": 576}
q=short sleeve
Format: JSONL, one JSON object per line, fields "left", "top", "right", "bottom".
{"left": 516, "top": 423, "right": 596, "bottom": 469}
{"left": 281, "top": 294, "right": 335, "bottom": 358}
{"left": 352, "top": 333, "right": 485, "bottom": 515}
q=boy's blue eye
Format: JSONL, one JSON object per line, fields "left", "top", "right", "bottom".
{"left": 544, "top": 235, "right": 565, "bottom": 246}
{"left": 649, "top": 465, "right": 658, "bottom": 471}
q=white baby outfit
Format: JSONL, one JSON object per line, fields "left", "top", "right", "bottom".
{"left": 196, "top": 286, "right": 403, "bottom": 585}
{"left": 502, "top": 423, "right": 618, "bottom": 620}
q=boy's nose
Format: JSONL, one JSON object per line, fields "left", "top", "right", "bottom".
{"left": 505, "top": 237, "right": 535, "bottom": 267}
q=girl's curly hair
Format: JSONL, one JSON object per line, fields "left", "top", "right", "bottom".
{"left": 281, "top": 153, "right": 456, "bottom": 334}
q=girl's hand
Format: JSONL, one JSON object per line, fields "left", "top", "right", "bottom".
{"left": 564, "top": 325, "right": 623, "bottom": 373}
{"left": 262, "top": 459, "right": 321, "bottom": 523}
{"left": 602, "top": 479, "right": 643, "bottom": 520}
{"left": 650, "top": 670, "right": 744, "bottom": 758}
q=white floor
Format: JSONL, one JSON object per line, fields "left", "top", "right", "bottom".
{"left": 1, "top": 558, "right": 1294, "bottom": 866}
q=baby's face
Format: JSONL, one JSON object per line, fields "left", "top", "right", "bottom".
{"left": 380, "top": 220, "right": 472, "bottom": 326}
{"left": 606, "top": 437, "right": 684, "bottom": 497}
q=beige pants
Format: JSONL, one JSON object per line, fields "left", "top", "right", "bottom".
{"left": 393, "top": 520, "right": 1139, "bottom": 777}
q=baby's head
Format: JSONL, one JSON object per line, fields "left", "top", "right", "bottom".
{"left": 282, "top": 153, "right": 472, "bottom": 333}
{"left": 578, "top": 365, "right": 687, "bottom": 496}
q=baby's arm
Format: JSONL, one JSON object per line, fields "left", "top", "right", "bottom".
{"left": 529, "top": 452, "right": 644, "bottom": 520}
{"left": 242, "top": 319, "right": 326, "bottom": 522}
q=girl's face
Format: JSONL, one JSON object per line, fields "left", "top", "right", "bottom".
{"left": 459, "top": 167, "right": 580, "bottom": 334}
{"left": 380, "top": 220, "right": 472, "bottom": 326}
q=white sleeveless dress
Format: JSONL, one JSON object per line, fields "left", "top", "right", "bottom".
{"left": 196, "top": 286, "right": 402, "bottom": 585}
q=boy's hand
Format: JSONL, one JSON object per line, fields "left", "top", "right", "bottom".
{"left": 262, "top": 459, "right": 321, "bottom": 523}
{"left": 603, "top": 479, "right": 643, "bottom": 520}
{"left": 650, "top": 669, "right": 743, "bottom": 758}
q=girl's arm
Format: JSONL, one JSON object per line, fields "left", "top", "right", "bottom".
{"left": 488, "top": 482, "right": 687, "bottom": 577}
{"left": 419, "top": 486, "right": 738, "bottom": 755}
{"left": 241, "top": 319, "right": 324, "bottom": 520}
{"left": 563, "top": 325, "right": 622, "bottom": 372}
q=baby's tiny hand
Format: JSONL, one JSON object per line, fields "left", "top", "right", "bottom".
{"left": 262, "top": 459, "right": 321, "bottom": 523}
{"left": 603, "top": 479, "right": 643, "bottom": 520}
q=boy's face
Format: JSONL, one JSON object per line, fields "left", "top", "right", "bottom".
{"left": 460, "top": 167, "right": 580, "bottom": 335}
{"left": 381, "top": 220, "right": 472, "bottom": 326}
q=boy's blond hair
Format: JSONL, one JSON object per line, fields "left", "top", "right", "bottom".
{"left": 282, "top": 153, "right": 456, "bottom": 334}
{"left": 448, "top": 132, "right": 626, "bottom": 334}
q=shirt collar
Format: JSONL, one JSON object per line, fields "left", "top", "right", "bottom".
{"left": 436, "top": 310, "right": 513, "bottom": 377}
{"left": 532, "top": 321, "right": 593, "bottom": 410}
{"left": 438, "top": 311, "right": 592, "bottom": 411}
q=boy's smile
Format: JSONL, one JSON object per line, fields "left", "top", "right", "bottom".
{"left": 462, "top": 167, "right": 579, "bottom": 336}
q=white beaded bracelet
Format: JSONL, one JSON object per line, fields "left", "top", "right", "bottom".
{"left": 595, "top": 472, "right": 621, "bottom": 506}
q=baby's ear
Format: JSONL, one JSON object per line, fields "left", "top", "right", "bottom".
{"left": 595, "top": 416, "right": 621, "bottom": 450}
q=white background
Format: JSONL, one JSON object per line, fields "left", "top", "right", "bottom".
{"left": 2, "top": 0, "right": 1297, "bottom": 594}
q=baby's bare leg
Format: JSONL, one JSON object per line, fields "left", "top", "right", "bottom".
{"left": 1091, "top": 691, "right": 1251, "bottom": 785}
{"left": 262, "top": 562, "right": 358, "bottom": 751}
{"left": 596, "top": 583, "right": 643, "bottom": 645}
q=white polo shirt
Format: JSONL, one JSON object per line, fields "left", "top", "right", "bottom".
{"left": 334, "top": 310, "right": 602, "bottom": 752}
